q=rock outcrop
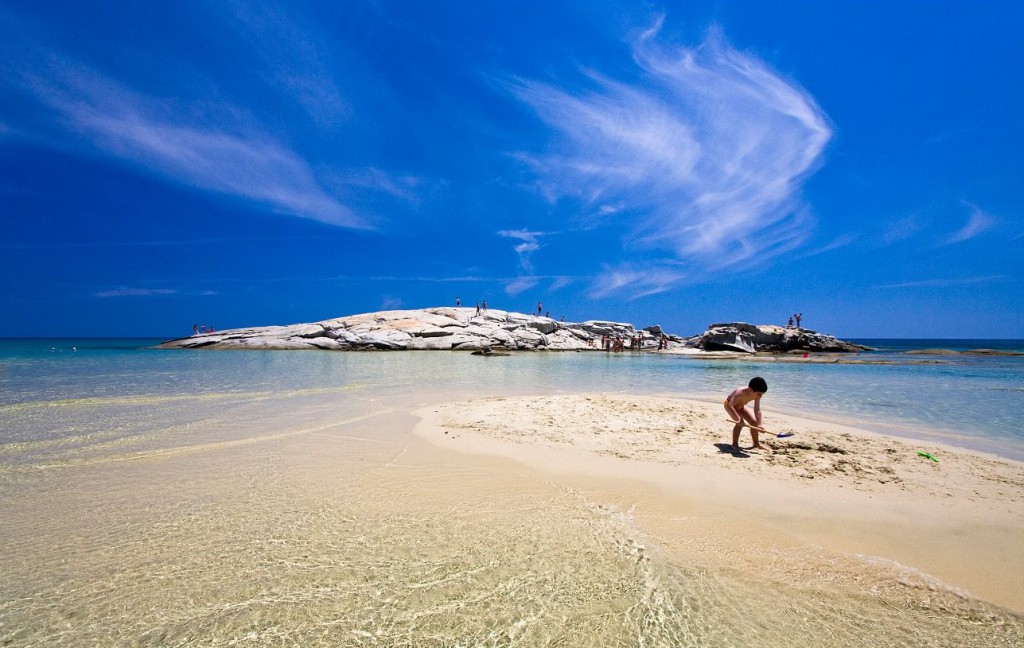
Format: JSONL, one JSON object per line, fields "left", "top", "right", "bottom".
{"left": 682, "top": 322, "right": 866, "bottom": 354}
{"left": 159, "top": 310, "right": 863, "bottom": 354}
{"left": 159, "top": 308, "right": 660, "bottom": 352}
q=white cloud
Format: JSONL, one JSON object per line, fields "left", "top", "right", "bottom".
{"left": 498, "top": 229, "right": 546, "bottom": 272}
{"left": 0, "top": 11, "right": 371, "bottom": 229}
{"left": 222, "top": 1, "right": 351, "bottom": 127}
{"left": 95, "top": 287, "right": 177, "bottom": 298}
{"left": 881, "top": 215, "right": 923, "bottom": 244}
{"left": 798, "top": 233, "right": 858, "bottom": 258}
{"left": 509, "top": 23, "right": 831, "bottom": 290}
{"left": 875, "top": 275, "right": 1003, "bottom": 289}
{"left": 549, "top": 276, "right": 574, "bottom": 291}
{"left": 504, "top": 276, "right": 539, "bottom": 296}
{"left": 29, "top": 67, "right": 365, "bottom": 228}
{"left": 944, "top": 201, "right": 995, "bottom": 244}
{"left": 379, "top": 296, "right": 403, "bottom": 310}
{"left": 590, "top": 262, "right": 687, "bottom": 299}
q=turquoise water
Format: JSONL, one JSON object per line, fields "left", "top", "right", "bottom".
{"left": 3, "top": 338, "right": 1023, "bottom": 647}
{"left": 2, "top": 338, "right": 1023, "bottom": 462}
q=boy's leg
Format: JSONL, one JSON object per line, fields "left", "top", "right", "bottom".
{"left": 724, "top": 399, "right": 741, "bottom": 422}
{"left": 731, "top": 421, "right": 743, "bottom": 448}
{"left": 736, "top": 406, "right": 765, "bottom": 449}
{"left": 724, "top": 400, "right": 744, "bottom": 448}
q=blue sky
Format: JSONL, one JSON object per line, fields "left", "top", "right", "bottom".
{"left": 2, "top": 1, "right": 1022, "bottom": 339}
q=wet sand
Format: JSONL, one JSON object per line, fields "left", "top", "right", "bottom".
{"left": 2, "top": 391, "right": 1023, "bottom": 646}
{"left": 415, "top": 394, "right": 1024, "bottom": 614}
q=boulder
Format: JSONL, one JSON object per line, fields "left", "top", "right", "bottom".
{"left": 529, "top": 319, "right": 559, "bottom": 334}
{"left": 511, "top": 328, "right": 547, "bottom": 349}
{"left": 688, "top": 323, "right": 865, "bottom": 353}
{"left": 407, "top": 337, "right": 454, "bottom": 350}
{"left": 701, "top": 326, "right": 757, "bottom": 353}
{"left": 415, "top": 327, "right": 453, "bottom": 338}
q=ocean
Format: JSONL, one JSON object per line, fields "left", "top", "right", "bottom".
{"left": 2, "top": 337, "right": 1023, "bottom": 464}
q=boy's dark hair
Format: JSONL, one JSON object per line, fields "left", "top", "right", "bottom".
{"left": 749, "top": 377, "right": 768, "bottom": 393}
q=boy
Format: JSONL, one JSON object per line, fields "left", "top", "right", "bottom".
{"left": 724, "top": 377, "right": 768, "bottom": 451}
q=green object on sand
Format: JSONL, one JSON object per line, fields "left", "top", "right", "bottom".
{"left": 917, "top": 451, "right": 939, "bottom": 463}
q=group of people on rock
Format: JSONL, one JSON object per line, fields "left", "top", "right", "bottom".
{"left": 192, "top": 323, "right": 215, "bottom": 335}
{"left": 596, "top": 334, "right": 666, "bottom": 352}
{"left": 456, "top": 297, "right": 565, "bottom": 322}
{"left": 600, "top": 335, "right": 627, "bottom": 352}
{"left": 456, "top": 297, "right": 491, "bottom": 315}
{"left": 786, "top": 313, "right": 803, "bottom": 329}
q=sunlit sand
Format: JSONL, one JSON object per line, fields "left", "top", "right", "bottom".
{"left": 2, "top": 388, "right": 1022, "bottom": 646}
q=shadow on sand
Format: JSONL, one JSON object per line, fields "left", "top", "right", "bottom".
{"left": 714, "top": 443, "right": 750, "bottom": 458}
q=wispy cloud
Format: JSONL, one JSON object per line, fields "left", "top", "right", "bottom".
{"left": 509, "top": 22, "right": 831, "bottom": 291}
{"left": 880, "top": 215, "right": 924, "bottom": 245}
{"left": 327, "top": 167, "right": 430, "bottom": 206}
{"left": 590, "top": 262, "right": 687, "bottom": 299}
{"left": 549, "top": 276, "right": 575, "bottom": 291}
{"left": 222, "top": 1, "right": 351, "bottom": 127}
{"left": 498, "top": 229, "right": 547, "bottom": 272}
{"left": 944, "top": 201, "right": 995, "bottom": 244}
{"left": 798, "top": 233, "right": 858, "bottom": 259}
{"left": 504, "top": 276, "right": 539, "bottom": 296}
{"left": 0, "top": 9, "right": 375, "bottom": 229}
{"left": 26, "top": 65, "right": 364, "bottom": 228}
{"left": 875, "top": 275, "right": 1003, "bottom": 289}
{"left": 94, "top": 287, "right": 178, "bottom": 298}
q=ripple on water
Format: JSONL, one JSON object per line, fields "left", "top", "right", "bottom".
{"left": 1, "top": 438, "right": 1021, "bottom": 648}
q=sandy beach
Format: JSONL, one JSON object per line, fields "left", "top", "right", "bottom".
{"left": 415, "top": 394, "right": 1024, "bottom": 617}
{"left": 4, "top": 368, "right": 1024, "bottom": 646}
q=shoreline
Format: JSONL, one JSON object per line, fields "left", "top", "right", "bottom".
{"left": 413, "top": 393, "right": 1024, "bottom": 613}
{"left": 4, "top": 381, "right": 1023, "bottom": 644}
{"left": 722, "top": 395, "right": 1024, "bottom": 464}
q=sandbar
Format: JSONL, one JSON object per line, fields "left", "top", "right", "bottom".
{"left": 415, "top": 394, "right": 1024, "bottom": 614}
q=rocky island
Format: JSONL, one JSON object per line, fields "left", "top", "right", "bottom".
{"left": 158, "top": 308, "right": 864, "bottom": 354}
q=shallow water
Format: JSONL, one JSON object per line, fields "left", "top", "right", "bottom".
{"left": 1, "top": 340, "right": 1023, "bottom": 645}
{"left": 3, "top": 338, "right": 1024, "bottom": 459}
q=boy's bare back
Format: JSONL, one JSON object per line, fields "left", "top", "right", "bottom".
{"left": 726, "top": 386, "right": 759, "bottom": 409}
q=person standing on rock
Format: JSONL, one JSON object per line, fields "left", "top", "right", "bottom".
{"left": 795, "top": 313, "right": 802, "bottom": 328}
{"left": 456, "top": 297, "right": 461, "bottom": 307}
{"left": 537, "top": 301, "right": 542, "bottom": 316}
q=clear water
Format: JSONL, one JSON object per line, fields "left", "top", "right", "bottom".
{"left": 3, "top": 338, "right": 1021, "bottom": 462}
{"left": 2, "top": 339, "right": 1023, "bottom": 646}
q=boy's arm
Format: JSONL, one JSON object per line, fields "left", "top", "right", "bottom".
{"left": 753, "top": 397, "right": 762, "bottom": 426}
